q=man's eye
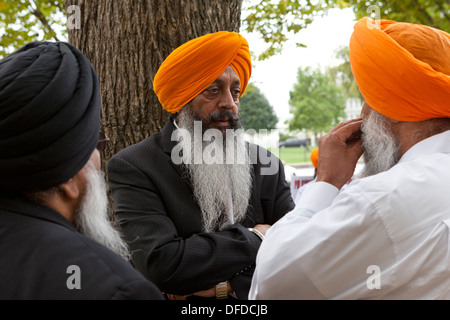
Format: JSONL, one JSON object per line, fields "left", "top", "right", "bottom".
{"left": 205, "top": 87, "right": 219, "bottom": 95}
{"left": 232, "top": 88, "right": 241, "bottom": 97}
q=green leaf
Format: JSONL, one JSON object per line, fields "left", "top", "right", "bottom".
{"left": 239, "top": 83, "right": 279, "bottom": 131}
{"left": 0, "top": 0, "right": 66, "bottom": 58}
{"left": 288, "top": 66, "right": 346, "bottom": 135}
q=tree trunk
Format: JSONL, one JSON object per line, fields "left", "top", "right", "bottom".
{"left": 66, "top": 0, "right": 243, "bottom": 165}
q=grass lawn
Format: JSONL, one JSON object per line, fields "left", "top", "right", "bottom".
{"left": 270, "top": 147, "right": 315, "bottom": 165}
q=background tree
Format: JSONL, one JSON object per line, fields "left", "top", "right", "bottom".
{"left": 2, "top": 1, "right": 450, "bottom": 59}
{"left": 239, "top": 83, "right": 278, "bottom": 131}
{"left": 0, "top": 0, "right": 338, "bottom": 60}
{"left": 288, "top": 66, "right": 346, "bottom": 142}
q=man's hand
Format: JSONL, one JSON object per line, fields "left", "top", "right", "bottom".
{"left": 317, "top": 118, "right": 364, "bottom": 190}
{"left": 166, "top": 293, "right": 191, "bottom": 300}
{"left": 253, "top": 224, "right": 271, "bottom": 236}
{"left": 165, "top": 281, "right": 233, "bottom": 300}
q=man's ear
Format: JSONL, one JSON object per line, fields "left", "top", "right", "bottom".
{"left": 58, "top": 175, "right": 83, "bottom": 200}
{"left": 35, "top": 171, "right": 86, "bottom": 223}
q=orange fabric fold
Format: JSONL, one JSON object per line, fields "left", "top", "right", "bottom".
{"left": 310, "top": 148, "right": 319, "bottom": 169}
{"left": 349, "top": 17, "right": 450, "bottom": 121}
{"left": 153, "top": 31, "right": 252, "bottom": 114}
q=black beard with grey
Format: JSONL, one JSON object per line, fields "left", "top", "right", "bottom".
{"left": 176, "top": 105, "right": 252, "bottom": 233}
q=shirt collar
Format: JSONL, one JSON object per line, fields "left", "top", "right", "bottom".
{"left": 399, "top": 130, "right": 450, "bottom": 164}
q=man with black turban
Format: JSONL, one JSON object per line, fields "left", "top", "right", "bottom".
{"left": 0, "top": 42, "right": 163, "bottom": 299}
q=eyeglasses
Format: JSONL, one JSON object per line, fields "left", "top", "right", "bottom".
{"left": 97, "top": 131, "right": 110, "bottom": 152}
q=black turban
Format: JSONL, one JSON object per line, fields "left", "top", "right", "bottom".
{"left": 0, "top": 42, "right": 100, "bottom": 193}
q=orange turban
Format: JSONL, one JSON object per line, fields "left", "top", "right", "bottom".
{"left": 153, "top": 31, "right": 252, "bottom": 114}
{"left": 310, "top": 148, "right": 319, "bottom": 169}
{"left": 350, "top": 17, "right": 450, "bottom": 121}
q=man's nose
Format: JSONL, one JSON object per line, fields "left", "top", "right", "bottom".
{"left": 218, "top": 90, "right": 238, "bottom": 113}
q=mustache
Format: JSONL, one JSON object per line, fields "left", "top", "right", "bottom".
{"left": 180, "top": 105, "right": 243, "bottom": 131}
{"left": 210, "top": 110, "right": 239, "bottom": 122}
{"left": 209, "top": 110, "right": 242, "bottom": 129}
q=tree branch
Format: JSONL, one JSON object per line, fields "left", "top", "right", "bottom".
{"left": 436, "top": 1, "right": 450, "bottom": 26}
{"left": 28, "top": 0, "right": 60, "bottom": 41}
{"left": 411, "top": 0, "right": 436, "bottom": 27}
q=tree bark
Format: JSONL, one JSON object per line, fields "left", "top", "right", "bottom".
{"left": 66, "top": 0, "right": 243, "bottom": 164}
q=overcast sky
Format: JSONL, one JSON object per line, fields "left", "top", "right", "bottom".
{"left": 240, "top": 7, "right": 357, "bottom": 127}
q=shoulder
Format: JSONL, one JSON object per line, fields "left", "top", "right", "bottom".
{"left": 108, "top": 133, "right": 166, "bottom": 176}
{"left": 109, "top": 119, "right": 176, "bottom": 169}
{"left": 0, "top": 209, "right": 163, "bottom": 299}
{"left": 337, "top": 158, "right": 449, "bottom": 239}
{"left": 113, "top": 132, "right": 163, "bottom": 161}
{"left": 64, "top": 232, "right": 163, "bottom": 299}
{"left": 41, "top": 221, "right": 162, "bottom": 299}
{"left": 346, "top": 156, "right": 442, "bottom": 203}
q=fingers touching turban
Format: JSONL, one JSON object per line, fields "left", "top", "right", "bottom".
{"left": 153, "top": 31, "right": 252, "bottom": 114}
{"left": 0, "top": 42, "right": 100, "bottom": 193}
{"left": 350, "top": 17, "right": 450, "bottom": 121}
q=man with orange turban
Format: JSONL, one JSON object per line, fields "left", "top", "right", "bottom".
{"left": 250, "top": 17, "right": 450, "bottom": 299}
{"left": 108, "top": 31, "right": 294, "bottom": 300}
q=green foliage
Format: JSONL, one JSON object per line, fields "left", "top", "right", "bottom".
{"left": 348, "top": 0, "right": 450, "bottom": 32}
{"left": 328, "top": 45, "right": 361, "bottom": 99}
{"left": 239, "top": 83, "right": 279, "bottom": 131}
{"left": 2, "top": 0, "right": 450, "bottom": 61}
{"left": 0, "top": 0, "right": 66, "bottom": 57}
{"left": 242, "top": 0, "right": 450, "bottom": 60}
{"left": 242, "top": 0, "right": 342, "bottom": 60}
{"left": 288, "top": 66, "right": 346, "bottom": 137}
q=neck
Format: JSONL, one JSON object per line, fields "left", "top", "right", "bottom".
{"left": 392, "top": 118, "right": 450, "bottom": 158}
{"left": 27, "top": 188, "right": 78, "bottom": 223}
{"left": 39, "top": 196, "right": 76, "bottom": 223}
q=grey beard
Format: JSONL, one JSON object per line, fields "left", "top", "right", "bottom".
{"left": 359, "top": 110, "right": 400, "bottom": 178}
{"left": 177, "top": 107, "right": 253, "bottom": 233}
{"left": 74, "top": 161, "right": 131, "bottom": 261}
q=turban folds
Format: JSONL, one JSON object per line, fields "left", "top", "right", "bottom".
{"left": 349, "top": 17, "right": 450, "bottom": 121}
{"left": 0, "top": 42, "right": 100, "bottom": 192}
{"left": 153, "top": 31, "right": 252, "bottom": 114}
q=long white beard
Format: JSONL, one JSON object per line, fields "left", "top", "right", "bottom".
{"left": 359, "top": 110, "right": 400, "bottom": 178}
{"left": 74, "top": 161, "right": 131, "bottom": 260}
{"left": 176, "top": 108, "right": 253, "bottom": 233}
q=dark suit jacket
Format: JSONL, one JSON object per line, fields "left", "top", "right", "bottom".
{"left": 0, "top": 194, "right": 163, "bottom": 300}
{"left": 107, "top": 119, "right": 295, "bottom": 299}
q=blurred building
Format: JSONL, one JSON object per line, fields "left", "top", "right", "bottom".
{"left": 343, "top": 97, "right": 363, "bottom": 121}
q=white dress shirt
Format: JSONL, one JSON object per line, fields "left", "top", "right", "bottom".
{"left": 249, "top": 130, "right": 450, "bottom": 300}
